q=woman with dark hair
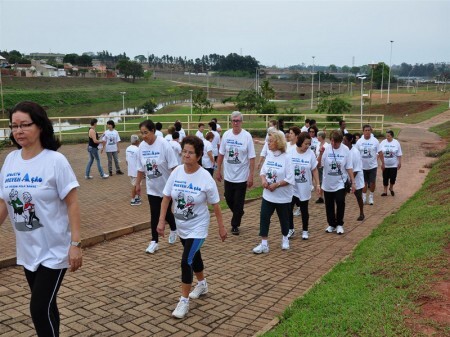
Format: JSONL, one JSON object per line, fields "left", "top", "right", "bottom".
{"left": 135, "top": 120, "right": 179, "bottom": 252}
{"left": 157, "top": 135, "right": 227, "bottom": 319}
{"left": 380, "top": 130, "right": 402, "bottom": 196}
{"left": 208, "top": 121, "right": 220, "bottom": 162}
{"left": 0, "top": 101, "right": 82, "bottom": 337}
{"left": 317, "top": 131, "right": 356, "bottom": 235}
{"left": 101, "top": 120, "right": 124, "bottom": 176}
{"left": 85, "top": 118, "right": 109, "bottom": 179}
{"left": 308, "top": 125, "right": 319, "bottom": 154}
{"left": 202, "top": 132, "right": 215, "bottom": 176}
{"left": 288, "top": 132, "right": 320, "bottom": 240}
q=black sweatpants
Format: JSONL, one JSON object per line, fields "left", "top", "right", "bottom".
{"left": 148, "top": 194, "right": 176, "bottom": 243}
{"left": 289, "top": 196, "right": 310, "bottom": 231}
{"left": 24, "top": 265, "right": 67, "bottom": 337}
{"left": 224, "top": 180, "right": 247, "bottom": 229}
{"left": 324, "top": 188, "right": 346, "bottom": 228}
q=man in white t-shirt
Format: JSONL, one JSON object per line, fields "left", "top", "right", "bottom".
{"left": 170, "top": 132, "right": 182, "bottom": 165}
{"left": 175, "top": 121, "right": 186, "bottom": 143}
{"left": 216, "top": 111, "right": 256, "bottom": 235}
{"left": 301, "top": 119, "right": 310, "bottom": 133}
{"left": 155, "top": 122, "right": 164, "bottom": 138}
{"left": 355, "top": 124, "right": 385, "bottom": 205}
{"left": 126, "top": 135, "right": 141, "bottom": 206}
{"left": 196, "top": 123, "right": 205, "bottom": 140}
{"left": 338, "top": 120, "right": 349, "bottom": 135}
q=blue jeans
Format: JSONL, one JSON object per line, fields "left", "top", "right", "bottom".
{"left": 85, "top": 146, "right": 104, "bottom": 176}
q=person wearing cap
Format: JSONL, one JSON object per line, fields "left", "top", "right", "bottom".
{"left": 126, "top": 135, "right": 142, "bottom": 206}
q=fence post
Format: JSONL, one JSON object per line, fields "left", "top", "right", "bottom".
{"left": 58, "top": 117, "right": 62, "bottom": 142}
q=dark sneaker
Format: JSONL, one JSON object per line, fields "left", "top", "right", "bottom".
{"left": 231, "top": 227, "right": 240, "bottom": 235}
{"left": 116, "top": 170, "right": 124, "bottom": 175}
{"left": 109, "top": 171, "right": 113, "bottom": 176}
{"left": 315, "top": 198, "right": 324, "bottom": 204}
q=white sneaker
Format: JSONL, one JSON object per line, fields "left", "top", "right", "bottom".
{"left": 84, "top": 175, "right": 93, "bottom": 179}
{"left": 172, "top": 298, "right": 189, "bottom": 319}
{"left": 287, "top": 229, "right": 295, "bottom": 238}
{"left": 168, "top": 231, "right": 177, "bottom": 244}
{"left": 293, "top": 207, "right": 301, "bottom": 216}
{"left": 368, "top": 194, "right": 374, "bottom": 205}
{"left": 145, "top": 241, "right": 158, "bottom": 254}
{"left": 302, "top": 231, "right": 309, "bottom": 240}
{"left": 336, "top": 226, "right": 344, "bottom": 235}
{"left": 362, "top": 193, "right": 367, "bottom": 204}
{"left": 101, "top": 173, "right": 109, "bottom": 179}
{"left": 325, "top": 226, "right": 336, "bottom": 233}
{"left": 253, "top": 243, "right": 269, "bottom": 254}
{"left": 189, "top": 280, "right": 208, "bottom": 299}
{"left": 281, "top": 240, "right": 290, "bottom": 250}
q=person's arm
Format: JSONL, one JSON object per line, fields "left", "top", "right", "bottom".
{"left": 261, "top": 174, "right": 269, "bottom": 189}
{"left": 135, "top": 170, "right": 144, "bottom": 196}
{"left": 212, "top": 203, "right": 227, "bottom": 241}
{"left": 247, "top": 157, "right": 255, "bottom": 188}
{"left": 346, "top": 168, "right": 356, "bottom": 193}
{"left": 64, "top": 189, "right": 82, "bottom": 272}
{"left": 312, "top": 167, "right": 321, "bottom": 196}
{"left": 397, "top": 156, "right": 402, "bottom": 170}
{"left": 216, "top": 154, "right": 224, "bottom": 182}
{"left": 207, "top": 150, "right": 214, "bottom": 165}
{"left": 156, "top": 195, "right": 171, "bottom": 237}
{"left": 379, "top": 150, "right": 385, "bottom": 170}
{"left": 0, "top": 199, "right": 9, "bottom": 227}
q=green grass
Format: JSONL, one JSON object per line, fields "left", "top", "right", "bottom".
{"left": 430, "top": 120, "right": 450, "bottom": 140}
{"left": 263, "top": 124, "right": 450, "bottom": 336}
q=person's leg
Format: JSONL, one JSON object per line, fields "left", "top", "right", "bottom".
{"left": 382, "top": 168, "right": 389, "bottom": 194}
{"left": 354, "top": 188, "right": 365, "bottom": 220}
{"left": 147, "top": 195, "right": 161, "bottom": 243}
{"left": 335, "top": 188, "right": 346, "bottom": 227}
{"left": 299, "top": 200, "right": 309, "bottom": 231}
{"left": 91, "top": 147, "right": 105, "bottom": 176}
{"left": 85, "top": 147, "right": 94, "bottom": 176}
{"left": 274, "top": 202, "right": 291, "bottom": 237}
{"left": 165, "top": 199, "right": 177, "bottom": 231}
{"left": 106, "top": 152, "right": 113, "bottom": 174}
{"left": 369, "top": 168, "right": 377, "bottom": 193}
{"left": 389, "top": 168, "right": 398, "bottom": 194}
{"left": 324, "top": 191, "right": 337, "bottom": 228}
{"left": 232, "top": 182, "right": 247, "bottom": 228}
{"left": 259, "top": 198, "right": 275, "bottom": 239}
{"left": 288, "top": 196, "right": 297, "bottom": 230}
{"left": 112, "top": 152, "right": 121, "bottom": 172}
{"left": 24, "top": 265, "right": 67, "bottom": 337}
{"left": 180, "top": 238, "right": 205, "bottom": 297}
{"left": 362, "top": 170, "right": 369, "bottom": 194}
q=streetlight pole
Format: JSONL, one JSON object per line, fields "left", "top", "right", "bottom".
{"left": 357, "top": 75, "right": 367, "bottom": 128}
{"left": 368, "top": 62, "right": 377, "bottom": 114}
{"left": 119, "top": 91, "right": 126, "bottom": 111}
{"left": 0, "top": 68, "right": 4, "bottom": 119}
{"left": 311, "top": 56, "right": 315, "bottom": 109}
{"left": 380, "top": 63, "right": 385, "bottom": 99}
{"left": 387, "top": 40, "right": 394, "bottom": 104}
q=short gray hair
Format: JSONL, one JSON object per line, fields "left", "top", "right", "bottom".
{"left": 231, "top": 111, "right": 243, "bottom": 121}
{"left": 317, "top": 131, "right": 326, "bottom": 140}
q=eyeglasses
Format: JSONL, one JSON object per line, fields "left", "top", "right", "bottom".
{"left": 231, "top": 119, "right": 242, "bottom": 123}
{"left": 10, "top": 122, "right": 35, "bottom": 132}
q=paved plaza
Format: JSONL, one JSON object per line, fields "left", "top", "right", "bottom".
{"left": 0, "top": 112, "right": 448, "bottom": 336}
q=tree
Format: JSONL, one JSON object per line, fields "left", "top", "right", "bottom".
{"left": 193, "top": 90, "right": 213, "bottom": 120}
{"left": 140, "top": 99, "right": 158, "bottom": 114}
{"left": 316, "top": 97, "right": 352, "bottom": 122}
{"left": 260, "top": 80, "right": 275, "bottom": 100}
{"left": 235, "top": 90, "right": 262, "bottom": 112}
{"left": 329, "top": 64, "right": 338, "bottom": 73}
{"left": 63, "top": 53, "right": 79, "bottom": 64}
{"left": 134, "top": 55, "right": 147, "bottom": 63}
{"left": 116, "top": 60, "right": 143, "bottom": 82}
{"left": 76, "top": 54, "right": 93, "bottom": 67}
{"left": 371, "top": 62, "right": 390, "bottom": 89}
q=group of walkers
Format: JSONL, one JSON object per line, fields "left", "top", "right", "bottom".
{"left": 0, "top": 101, "right": 403, "bottom": 335}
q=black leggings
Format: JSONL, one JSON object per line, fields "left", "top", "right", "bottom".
{"left": 289, "top": 196, "right": 310, "bottom": 231}
{"left": 148, "top": 194, "right": 176, "bottom": 243}
{"left": 180, "top": 238, "right": 205, "bottom": 284}
{"left": 224, "top": 180, "right": 247, "bottom": 229}
{"left": 324, "top": 188, "right": 346, "bottom": 228}
{"left": 24, "top": 265, "right": 67, "bottom": 337}
{"left": 383, "top": 167, "right": 398, "bottom": 186}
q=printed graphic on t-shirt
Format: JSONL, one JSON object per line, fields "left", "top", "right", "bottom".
{"left": 227, "top": 146, "right": 241, "bottom": 164}
{"left": 384, "top": 147, "right": 394, "bottom": 158}
{"left": 327, "top": 154, "right": 345, "bottom": 176}
{"left": 107, "top": 136, "right": 115, "bottom": 145}
{"left": 174, "top": 191, "right": 197, "bottom": 220}
{"left": 8, "top": 189, "right": 42, "bottom": 231}
{"left": 361, "top": 144, "right": 374, "bottom": 158}
{"left": 145, "top": 159, "right": 162, "bottom": 179}
{"left": 266, "top": 168, "right": 278, "bottom": 184}
{"left": 294, "top": 165, "right": 308, "bottom": 183}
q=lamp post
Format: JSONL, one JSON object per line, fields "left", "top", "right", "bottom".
{"left": 368, "top": 62, "right": 377, "bottom": 114}
{"left": 119, "top": 91, "right": 126, "bottom": 111}
{"left": 387, "top": 40, "right": 394, "bottom": 104}
{"left": 357, "top": 75, "right": 367, "bottom": 128}
{"left": 310, "top": 56, "right": 315, "bottom": 109}
{"left": 380, "top": 63, "right": 385, "bottom": 99}
{"left": 0, "top": 68, "right": 4, "bottom": 119}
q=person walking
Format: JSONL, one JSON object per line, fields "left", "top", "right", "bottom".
{"left": 253, "top": 131, "right": 294, "bottom": 253}
{"left": 216, "top": 111, "right": 256, "bottom": 235}
{"left": 314, "top": 131, "right": 329, "bottom": 204}
{"left": 85, "top": 118, "right": 109, "bottom": 179}
{"left": 0, "top": 101, "right": 82, "bottom": 337}
{"left": 135, "top": 120, "right": 179, "bottom": 253}
{"left": 157, "top": 136, "right": 227, "bottom": 319}
{"left": 126, "top": 134, "right": 142, "bottom": 206}
{"left": 101, "top": 120, "right": 124, "bottom": 176}
{"left": 380, "top": 130, "right": 402, "bottom": 196}
{"left": 208, "top": 121, "right": 221, "bottom": 162}
{"left": 202, "top": 132, "right": 215, "bottom": 176}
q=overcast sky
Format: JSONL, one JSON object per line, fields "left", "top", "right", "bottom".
{"left": 1, "top": 0, "right": 448, "bottom": 67}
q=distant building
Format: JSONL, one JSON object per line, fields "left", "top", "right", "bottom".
{"left": 29, "top": 52, "right": 65, "bottom": 63}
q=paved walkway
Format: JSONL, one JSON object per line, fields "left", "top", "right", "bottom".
{"left": 0, "top": 111, "right": 448, "bottom": 336}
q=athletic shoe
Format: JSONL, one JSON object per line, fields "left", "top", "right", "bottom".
{"left": 287, "top": 229, "right": 295, "bottom": 239}
{"left": 336, "top": 226, "right": 344, "bottom": 235}
{"left": 130, "top": 200, "right": 140, "bottom": 206}
{"left": 116, "top": 170, "right": 125, "bottom": 175}
{"left": 281, "top": 240, "right": 290, "bottom": 250}
{"left": 293, "top": 207, "right": 301, "bottom": 216}
{"left": 362, "top": 193, "right": 367, "bottom": 204}
{"left": 168, "top": 231, "right": 177, "bottom": 244}
{"left": 172, "top": 298, "right": 189, "bottom": 319}
{"left": 357, "top": 215, "right": 365, "bottom": 221}
{"left": 101, "top": 174, "right": 109, "bottom": 179}
{"left": 325, "top": 226, "right": 336, "bottom": 233}
{"left": 133, "top": 198, "right": 142, "bottom": 206}
{"left": 231, "top": 227, "right": 240, "bottom": 235}
{"left": 368, "top": 194, "right": 374, "bottom": 205}
{"left": 302, "top": 231, "right": 309, "bottom": 240}
{"left": 145, "top": 241, "right": 158, "bottom": 254}
{"left": 253, "top": 244, "right": 269, "bottom": 254}
{"left": 135, "top": 196, "right": 142, "bottom": 203}
{"left": 315, "top": 197, "right": 324, "bottom": 204}
{"left": 84, "top": 175, "right": 93, "bottom": 179}
{"left": 189, "top": 280, "right": 208, "bottom": 299}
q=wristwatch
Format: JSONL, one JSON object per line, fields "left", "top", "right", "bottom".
{"left": 70, "top": 241, "right": 82, "bottom": 247}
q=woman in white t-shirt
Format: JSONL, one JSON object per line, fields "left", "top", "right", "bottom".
{"left": 0, "top": 101, "right": 82, "bottom": 337}
{"left": 288, "top": 132, "right": 320, "bottom": 240}
{"left": 380, "top": 130, "right": 402, "bottom": 197}
{"left": 208, "top": 121, "right": 220, "bottom": 161}
{"left": 317, "top": 131, "right": 356, "bottom": 235}
{"left": 253, "top": 131, "right": 295, "bottom": 254}
{"left": 101, "top": 120, "right": 124, "bottom": 175}
{"left": 308, "top": 125, "right": 320, "bottom": 154}
{"left": 315, "top": 131, "right": 329, "bottom": 204}
{"left": 157, "top": 136, "right": 227, "bottom": 319}
{"left": 202, "top": 132, "right": 215, "bottom": 176}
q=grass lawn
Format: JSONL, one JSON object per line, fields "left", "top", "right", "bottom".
{"left": 262, "top": 122, "right": 450, "bottom": 336}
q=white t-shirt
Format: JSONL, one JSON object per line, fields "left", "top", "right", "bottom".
{"left": 169, "top": 140, "right": 182, "bottom": 165}
{"left": 338, "top": 128, "right": 349, "bottom": 134}
{"left": 350, "top": 146, "right": 365, "bottom": 190}
{"left": 290, "top": 148, "right": 318, "bottom": 201}
{"left": 137, "top": 136, "right": 178, "bottom": 197}
{"left": 321, "top": 144, "right": 353, "bottom": 192}
{"left": 315, "top": 141, "right": 330, "bottom": 158}
{"left": 202, "top": 139, "right": 214, "bottom": 169}
{"left": 216, "top": 123, "right": 222, "bottom": 132}
{"left": 178, "top": 128, "right": 186, "bottom": 142}
{"left": 310, "top": 137, "right": 320, "bottom": 154}
{"left": 164, "top": 134, "right": 173, "bottom": 142}
{"left": 260, "top": 150, "right": 294, "bottom": 204}
{"left": 380, "top": 139, "right": 402, "bottom": 168}
{"left": 126, "top": 144, "right": 139, "bottom": 177}
{"left": 260, "top": 142, "right": 268, "bottom": 157}
{"left": 0, "top": 149, "right": 79, "bottom": 271}
{"left": 301, "top": 125, "right": 309, "bottom": 133}
{"left": 103, "top": 129, "right": 121, "bottom": 152}
{"left": 163, "top": 165, "right": 220, "bottom": 239}
{"left": 195, "top": 130, "right": 205, "bottom": 140}
{"left": 155, "top": 130, "right": 164, "bottom": 138}
{"left": 210, "top": 130, "right": 221, "bottom": 157}
{"left": 219, "top": 129, "right": 256, "bottom": 183}
{"left": 286, "top": 142, "right": 296, "bottom": 153}
{"left": 356, "top": 136, "right": 381, "bottom": 170}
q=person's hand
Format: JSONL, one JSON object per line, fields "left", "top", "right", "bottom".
{"left": 316, "top": 185, "right": 321, "bottom": 196}
{"left": 135, "top": 184, "right": 141, "bottom": 196}
{"left": 157, "top": 220, "right": 165, "bottom": 237}
{"left": 247, "top": 176, "right": 254, "bottom": 188}
{"left": 216, "top": 171, "right": 223, "bottom": 182}
{"left": 381, "top": 163, "right": 385, "bottom": 171}
{"left": 219, "top": 226, "right": 227, "bottom": 242}
{"left": 68, "top": 246, "right": 82, "bottom": 272}
{"left": 262, "top": 180, "right": 269, "bottom": 189}
{"left": 268, "top": 182, "right": 277, "bottom": 192}
{"left": 351, "top": 184, "right": 356, "bottom": 194}
{"left": 398, "top": 163, "right": 401, "bottom": 170}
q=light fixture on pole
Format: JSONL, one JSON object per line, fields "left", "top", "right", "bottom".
{"left": 119, "top": 91, "right": 126, "bottom": 111}
{"left": 311, "top": 56, "right": 315, "bottom": 109}
{"left": 357, "top": 74, "right": 367, "bottom": 128}
{"left": 387, "top": 40, "right": 394, "bottom": 104}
